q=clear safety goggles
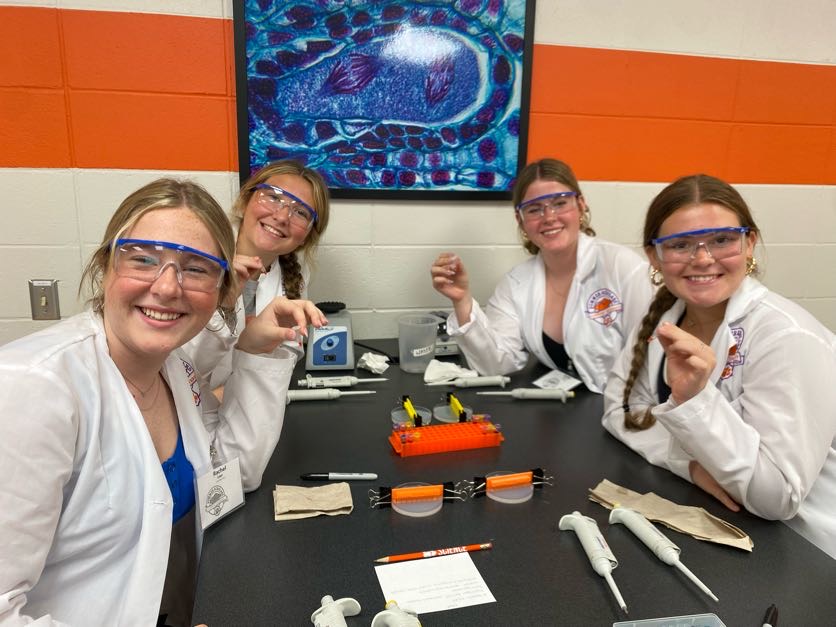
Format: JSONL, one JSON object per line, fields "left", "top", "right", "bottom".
{"left": 516, "top": 192, "right": 578, "bottom": 222}
{"left": 651, "top": 227, "right": 750, "bottom": 263}
{"left": 113, "top": 239, "right": 228, "bottom": 293}
{"left": 254, "top": 183, "right": 318, "bottom": 230}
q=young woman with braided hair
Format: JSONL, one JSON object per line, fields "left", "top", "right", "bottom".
{"left": 188, "top": 159, "right": 331, "bottom": 389}
{"left": 602, "top": 174, "right": 836, "bottom": 559}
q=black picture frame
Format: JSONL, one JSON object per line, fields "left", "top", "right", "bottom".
{"left": 234, "top": 0, "right": 535, "bottom": 200}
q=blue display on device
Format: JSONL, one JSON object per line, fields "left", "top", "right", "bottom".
{"left": 310, "top": 326, "right": 348, "bottom": 366}
{"left": 306, "top": 304, "right": 355, "bottom": 371}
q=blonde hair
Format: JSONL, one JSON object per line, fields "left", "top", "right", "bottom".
{"left": 80, "top": 178, "right": 236, "bottom": 321}
{"left": 622, "top": 174, "right": 761, "bottom": 430}
{"left": 512, "top": 158, "right": 595, "bottom": 254}
{"left": 232, "top": 160, "right": 330, "bottom": 298}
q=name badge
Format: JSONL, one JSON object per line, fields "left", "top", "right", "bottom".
{"left": 195, "top": 457, "right": 245, "bottom": 530}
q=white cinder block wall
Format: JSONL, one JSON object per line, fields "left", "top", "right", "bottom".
{"left": 0, "top": 0, "right": 833, "bottom": 345}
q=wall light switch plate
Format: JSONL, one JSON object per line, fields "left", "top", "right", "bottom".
{"left": 29, "top": 279, "right": 61, "bottom": 320}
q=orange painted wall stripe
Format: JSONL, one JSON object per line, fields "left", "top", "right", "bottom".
{"left": 529, "top": 45, "right": 836, "bottom": 183}
{"left": 0, "top": 7, "right": 236, "bottom": 171}
{"left": 0, "top": 7, "right": 834, "bottom": 183}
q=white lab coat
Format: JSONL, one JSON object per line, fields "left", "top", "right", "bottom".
{"left": 447, "top": 234, "right": 653, "bottom": 393}
{"left": 603, "top": 278, "right": 836, "bottom": 559}
{"left": 0, "top": 311, "right": 295, "bottom": 625}
{"left": 187, "top": 259, "right": 309, "bottom": 389}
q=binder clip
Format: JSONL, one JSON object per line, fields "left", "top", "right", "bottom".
{"left": 390, "top": 395, "right": 431, "bottom": 427}
{"left": 466, "top": 468, "right": 553, "bottom": 504}
{"left": 369, "top": 481, "right": 467, "bottom": 517}
{"left": 433, "top": 392, "right": 474, "bottom": 423}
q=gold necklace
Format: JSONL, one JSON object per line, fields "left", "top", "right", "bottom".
{"left": 123, "top": 372, "right": 162, "bottom": 412}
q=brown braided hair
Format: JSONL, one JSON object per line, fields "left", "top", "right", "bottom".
{"left": 278, "top": 252, "right": 304, "bottom": 299}
{"left": 622, "top": 174, "right": 761, "bottom": 430}
{"left": 231, "top": 159, "right": 330, "bottom": 297}
{"left": 512, "top": 158, "right": 596, "bottom": 255}
{"left": 621, "top": 286, "right": 678, "bottom": 429}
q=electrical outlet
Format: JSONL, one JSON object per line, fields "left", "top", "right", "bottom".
{"left": 29, "top": 279, "right": 61, "bottom": 320}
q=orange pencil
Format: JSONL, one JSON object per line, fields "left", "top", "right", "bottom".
{"left": 374, "top": 541, "right": 493, "bottom": 564}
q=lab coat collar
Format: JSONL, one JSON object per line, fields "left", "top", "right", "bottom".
{"left": 575, "top": 233, "right": 596, "bottom": 281}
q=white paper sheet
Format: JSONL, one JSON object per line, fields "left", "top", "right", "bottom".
{"left": 374, "top": 552, "right": 496, "bottom": 615}
{"left": 533, "top": 368, "right": 583, "bottom": 392}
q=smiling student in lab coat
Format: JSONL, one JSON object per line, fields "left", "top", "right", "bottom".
{"left": 187, "top": 159, "right": 331, "bottom": 390}
{"left": 0, "top": 179, "right": 326, "bottom": 626}
{"left": 430, "top": 158, "right": 653, "bottom": 393}
{"left": 602, "top": 174, "right": 836, "bottom": 559}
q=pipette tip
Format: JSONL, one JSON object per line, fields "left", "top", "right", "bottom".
{"left": 604, "top": 572, "right": 628, "bottom": 615}
{"left": 675, "top": 560, "right": 718, "bottom": 602}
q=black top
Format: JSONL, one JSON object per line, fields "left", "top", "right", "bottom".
{"left": 542, "top": 331, "right": 575, "bottom": 374}
{"left": 193, "top": 340, "right": 836, "bottom": 626}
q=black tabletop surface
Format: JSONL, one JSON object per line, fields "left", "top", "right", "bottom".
{"left": 193, "top": 340, "right": 836, "bottom": 626}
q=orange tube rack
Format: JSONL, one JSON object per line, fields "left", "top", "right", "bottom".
{"left": 388, "top": 420, "right": 505, "bottom": 457}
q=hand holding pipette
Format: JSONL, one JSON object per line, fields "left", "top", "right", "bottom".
{"left": 287, "top": 389, "right": 375, "bottom": 402}
{"left": 426, "top": 375, "right": 511, "bottom": 388}
{"left": 298, "top": 374, "right": 388, "bottom": 388}
{"left": 559, "top": 511, "right": 628, "bottom": 613}
{"left": 609, "top": 507, "right": 718, "bottom": 602}
{"left": 477, "top": 388, "right": 574, "bottom": 401}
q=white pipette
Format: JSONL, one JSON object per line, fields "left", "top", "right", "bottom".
{"left": 426, "top": 375, "right": 511, "bottom": 388}
{"left": 477, "top": 388, "right": 575, "bottom": 401}
{"left": 559, "top": 511, "right": 628, "bottom": 613}
{"left": 297, "top": 374, "right": 388, "bottom": 389}
{"left": 287, "top": 389, "right": 375, "bottom": 402}
{"left": 609, "top": 507, "right": 718, "bottom": 602}
{"left": 310, "top": 594, "right": 361, "bottom": 627}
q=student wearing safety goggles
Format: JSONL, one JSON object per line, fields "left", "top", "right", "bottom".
{"left": 0, "top": 179, "right": 326, "bottom": 625}
{"left": 188, "top": 159, "right": 331, "bottom": 392}
{"left": 430, "top": 158, "right": 653, "bottom": 393}
{"left": 603, "top": 174, "right": 836, "bottom": 559}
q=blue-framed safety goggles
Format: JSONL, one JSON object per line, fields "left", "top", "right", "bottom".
{"left": 254, "top": 183, "right": 318, "bottom": 229}
{"left": 113, "top": 238, "right": 228, "bottom": 293}
{"left": 650, "top": 227, "right": 750, "bottom": 263}
{"left": 515, "top": 192, "right": 578, "bottom": 220}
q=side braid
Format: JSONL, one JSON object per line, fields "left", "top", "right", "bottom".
{"left": 278, "top": 252, "right": 304, "bottom": 300}
{"left": 622, "top": 286, "right": 677, "bottom": 430}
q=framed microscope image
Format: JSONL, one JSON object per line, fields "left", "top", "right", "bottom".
{"left": 234, "top": 0, "right": 536, "bottom": 199}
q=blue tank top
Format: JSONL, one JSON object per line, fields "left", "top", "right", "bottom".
{"left": 161, "top": 429, "right": 195, "bottom": 523}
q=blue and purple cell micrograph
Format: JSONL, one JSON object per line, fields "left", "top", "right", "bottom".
{"left": 245, "top": 0, "right": 528, "bottom": 192}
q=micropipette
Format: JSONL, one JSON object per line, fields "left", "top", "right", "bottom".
{"left": 426, "top": 375, "right": 511, "bottom": 388}
{"left": 287, "top": 388, "right": 375, "bottom": 402}
{"left": 297, "top": 374, "right": 388, "bottom": 389}
{"left": 477, "top": 388, "right": 575, "bottom": 401}
{"left": 609, "top": 507, "right": 718, "bottom": 602}
{"left": 559, "top": 511, "right": 628, "bottom": 613}
{"left": 310, "top": 594, "right": 361, "bottom": 627}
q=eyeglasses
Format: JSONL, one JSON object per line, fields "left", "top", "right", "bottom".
{"left": 113, "top": 239, "right": 228, "bottom": 293}
{"left": 516, "top": 192, "right": 578, "bottom": 222}
{"left": 651, "top": 227, "right": 750, "bottom": 263}
{"left": 254, "top": 183, "right": 318, "bottom": 230}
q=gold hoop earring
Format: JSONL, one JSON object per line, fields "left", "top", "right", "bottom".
{"left": 745, "top": 256, "right": 758, "bottom": 276}
{"left": 649, "top": 267, "right": 664, "bottom": 286}
{"left": 580, "top": 210, "right": 590, "bottom": 230}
